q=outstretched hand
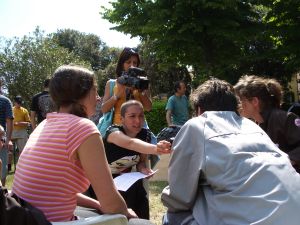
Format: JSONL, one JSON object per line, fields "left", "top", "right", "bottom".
{"left": 156, "top": 140, "right": 172, "bottom": 154}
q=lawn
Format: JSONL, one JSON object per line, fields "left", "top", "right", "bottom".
{"left": 148, "top": 181, "right": 168, "bottom": 224}
{"left": 5, "top": 172, "right": 168, "bottom": 225}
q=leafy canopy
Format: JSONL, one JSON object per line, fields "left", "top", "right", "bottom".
{"left": 0, "top": 28, "right": 88, "bottom": 107}
{"left": 102, "top": 0, "right": 263, "bottom": 77}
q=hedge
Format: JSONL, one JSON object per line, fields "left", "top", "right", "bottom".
{"left": 145, "top": 100, "right": 168, "bottom": 135}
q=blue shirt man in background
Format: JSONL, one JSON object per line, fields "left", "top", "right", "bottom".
{"left": 165, "top": 81, "right": 189, "bottom": 126}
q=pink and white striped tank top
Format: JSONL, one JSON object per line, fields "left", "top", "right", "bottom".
{"left": 12, "top": 113, "right": 100, "bottom": 221}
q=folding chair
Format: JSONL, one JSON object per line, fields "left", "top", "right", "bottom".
{"left": 51, "top": 214, "right": 128, "bottom": 225}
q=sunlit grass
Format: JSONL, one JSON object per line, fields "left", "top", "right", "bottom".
{"left": 5, "top": 171, "right": 14, "bottom": 189}
{"left": 149, "top": 181, "right": 168, "bottom": 225}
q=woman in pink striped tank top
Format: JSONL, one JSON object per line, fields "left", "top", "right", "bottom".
{"left": 12, "top": 65, "right": 137, "bottom": 222}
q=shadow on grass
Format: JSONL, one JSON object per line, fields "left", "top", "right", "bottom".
{"left": 5, "top": 171, "right": 15, "bottom": 189}
{"left": 149, "top": 181, "right": 168, "bottom": 194}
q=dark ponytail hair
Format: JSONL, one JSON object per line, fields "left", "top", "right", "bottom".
{"left": 265, "top": 78, "right": 282, "bottom": 108}
{"left": 50, "top": 65, "right": 95, "bottom": 118}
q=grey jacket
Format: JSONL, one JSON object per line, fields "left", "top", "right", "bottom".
{"left": 162, "top": 111, "right": 300, "bottom": 225}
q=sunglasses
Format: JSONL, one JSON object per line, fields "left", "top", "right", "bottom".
{"left": 124, "top": 47, "right": 138, "bottom": 54}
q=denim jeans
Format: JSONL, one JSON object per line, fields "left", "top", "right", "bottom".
{"left": 0, "top": 147, "right": 7, "bottom": 179}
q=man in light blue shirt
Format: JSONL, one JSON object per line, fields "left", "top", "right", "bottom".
{"left": 165, "top": 81, "right": 189, "bottom": 126}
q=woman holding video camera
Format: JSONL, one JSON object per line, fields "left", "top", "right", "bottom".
{"left": 101, "top": 47, "right": 152, "bottom": 125}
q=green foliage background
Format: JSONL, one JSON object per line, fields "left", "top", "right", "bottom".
{"left": 2, "top": 0, "right": 300, "bottom": 109}
{"left": 145, "top": 100, "right": 168, "bottom": 135}
{"left": 102, "top": 0, "right": 300, "bottom": 97}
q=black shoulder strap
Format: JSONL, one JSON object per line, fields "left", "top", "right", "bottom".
{"left": 0, "top": 187, "right": 51, "bottom": 225}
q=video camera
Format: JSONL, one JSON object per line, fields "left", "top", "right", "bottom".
{"left": 117, "top": 67, "right": 149, "bottom": 91}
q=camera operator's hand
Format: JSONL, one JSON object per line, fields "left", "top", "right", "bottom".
{"left": 114, "top": 81, "right": 126, "bottom": 100}
{"left": 138, "top": 88, "right": 152, "bottom": 112}
{"left": 138, "top": 88, "right": 150, "bottom": 96}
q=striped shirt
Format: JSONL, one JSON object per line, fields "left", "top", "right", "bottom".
{"left": 12, "top": 113, "right": 100, "bottom": 221}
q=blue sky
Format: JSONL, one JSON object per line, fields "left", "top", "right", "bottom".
{"left": 0, "top": 0, "right": 140, "bottom": 47}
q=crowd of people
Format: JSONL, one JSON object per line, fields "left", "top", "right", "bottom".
{"left": 0, "top": 78, "right": 54, "bottom": 186}
{"left": 0, "top": 47, "right": 300, "bottom": 225}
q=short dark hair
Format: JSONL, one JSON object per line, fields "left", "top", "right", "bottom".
{"left": 120, "top": 100, "right": 144, "bottom": 117}
{"left": 116, "top": 47, "right": 140, "bottom": 77}
{"left": 14, "top": 95, "right": 23, "bottom": 105}
{"left": 190, "top": 78, "right": 239, "bottom": 114}
{"left": 44, "top": 78, "right": 50, "bottom": 88}
{"left": 174, "top": 81, "right": 185, "bottom": 93}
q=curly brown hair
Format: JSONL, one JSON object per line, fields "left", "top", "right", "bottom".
{"left": 50, "top": 65, "right": 96, "bottom": 118}
{"left": 234, "top": 75, "right": 282, "bottom": 112}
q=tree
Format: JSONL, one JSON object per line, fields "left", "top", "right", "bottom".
{"left": 0, "top": 28, "right": 88, "bottom": 108}
{"left": 264, "top": 0, "right": 300, "bottom": 71}
{"left": 102, "top": 0, "right": 263, "bottom": 79}
{"left": 53, "top": 29, "right": 110, "bottom": 71}
{"left": 95, "top": 47, "right": 122, "bottom": 96}
{"left": 102, "top": 0, "right": 300, "bottom": 98}
{"left": 138, "top": 40, "right": 191, "bottom": 97}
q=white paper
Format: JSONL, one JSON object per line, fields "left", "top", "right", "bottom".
{"left": 114, "top": 170, "right": 158, "bottom": 191}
